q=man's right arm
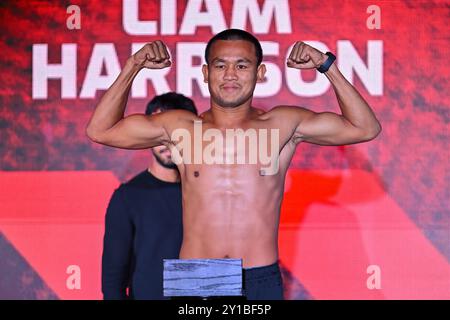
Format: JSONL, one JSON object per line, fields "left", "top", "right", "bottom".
{"left": 86, "top": 41, "right": 176, "bottom": 149}
{"left": 102, "top": 187, "right": 133, "bottom": 300}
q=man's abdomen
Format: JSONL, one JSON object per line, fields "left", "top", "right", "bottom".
{"left": 180, "top": 188, "right": 282, "bottom": 267}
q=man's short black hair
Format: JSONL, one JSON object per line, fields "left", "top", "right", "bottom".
{"left": 204, "top": 29, "right": 263, "bottom": 66}
{"left": 145, "top": 92, "right": 198, "bottom": 115}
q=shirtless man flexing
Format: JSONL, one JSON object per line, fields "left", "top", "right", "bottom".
{"left": 86, "top": 29, "right": 381, "bottom": 300}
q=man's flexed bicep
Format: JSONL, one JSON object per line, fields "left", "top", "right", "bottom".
{"left": 86, "top": 40, "right": 173, "bottom": 149}
{"left": 272, "top": 106, "right": 380, "bottom": 146}
{"left": 285, "top": 41, "right": 381, "bottom": 146}
{"left": 294, "top": 108, "right": 376, "bottom": 146}
{"left": 89, "top": 113, "right": 170, "bottom": 149}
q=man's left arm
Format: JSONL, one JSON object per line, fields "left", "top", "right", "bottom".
{"left": 286, "top": 42, "right": 382, "bottom": 145}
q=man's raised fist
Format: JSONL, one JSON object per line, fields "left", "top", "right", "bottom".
{"left": 287, "top": 42, "right": 328, "bottom": 70}
{"left": 132, "top": 40, "right": 171, "bottom": 69}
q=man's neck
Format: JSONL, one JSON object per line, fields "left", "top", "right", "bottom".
{"left": 147, "top": 160, "right": 180, "bottom": 183}
{"left": 207, "top": 102, "right": 255, "bottom": 127}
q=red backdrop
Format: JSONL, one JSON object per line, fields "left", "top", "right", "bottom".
{"left": 0, "top": 0, "right": 449, "bottom": 299}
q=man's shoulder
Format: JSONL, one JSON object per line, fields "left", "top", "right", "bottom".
{"left": 159, "top": 109, "right": 199, "bottom": 125}
{"left": 268, "top": 105, "right": 311, "bottom": 114}
{"left": 118, "top": 171, "right": 151, "bottom": 190}
{"left": 258, "top": 105, "right": 312, "bottom": 122}
{"left": 119, "top": 170, "right": 181, "bottom": 191}
{"left": 160, "top": 109, "right": 200, "bottom": 134}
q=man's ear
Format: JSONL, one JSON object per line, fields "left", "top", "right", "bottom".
{"left": 256, "top": 64, "right": 267, "bottom": 83}
{"left": 202, "top": 64, "right": 208, "bottom": 83}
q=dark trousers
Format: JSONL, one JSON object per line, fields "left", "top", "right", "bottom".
{"left": 243, "top": 262, "right": 284, "bottom": 300}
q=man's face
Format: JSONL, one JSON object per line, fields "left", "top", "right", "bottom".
{"left": 202, "top": 40, "right": 266, "bottom": 109}
{"left": 151, "top": 109, "right": 176, "bottom": 169}
{"left": 152, "top": 144, "right": 176, "bottom": 169}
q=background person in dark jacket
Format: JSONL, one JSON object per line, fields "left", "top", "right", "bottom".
{"left": 101, "top": 92, "right": 198, "bottom": 299}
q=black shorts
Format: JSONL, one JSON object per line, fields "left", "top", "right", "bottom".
{"left": 243, "top": 262, "right": 284, "bottom": 300}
